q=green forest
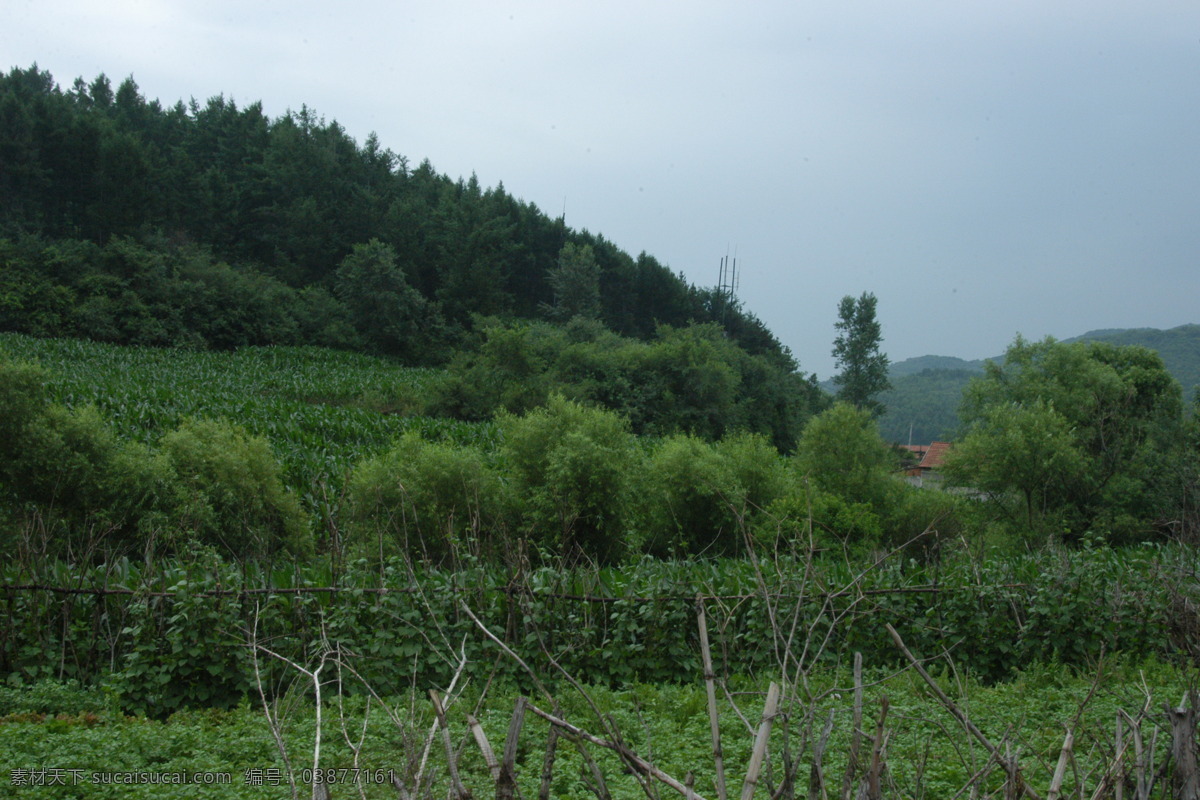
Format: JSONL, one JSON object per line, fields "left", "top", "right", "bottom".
{"left": 2, "top": 65, "right": 1200, "bottom": 799}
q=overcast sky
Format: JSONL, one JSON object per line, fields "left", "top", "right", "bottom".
{"left": 9, "top": 1, "right": 1200, "bottom": 377}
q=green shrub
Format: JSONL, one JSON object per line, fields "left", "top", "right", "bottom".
{"left": 643, "top": 432, "right": 790, "bottom": 557}
{"left": 794, "top": 403, "right": 898, "bottom": 506}
{"left": 160, "top": 418, "right": 311, "bottom": 558}
{"left": 0, "top": 360, "right": 178, "bottom": 555}
{"left": 0, "top": 678, "right": 108, "bottom": 715}
{"left": 500, "top": 396, "right": 641, "bottom": 564}
{"left": 764, "top": 489, "right": 884, "bottom": 553}
{"left": 642, "top": 434, "right": 736, "bottom": 557}
{"left": 715, "top": 431, "right": 791, "bottom": 513}
{"left": 881, "top": 485, "right": 969, "bottom": 559}
{"left": 346, "top": 432, "right": 504, "bottom": 562}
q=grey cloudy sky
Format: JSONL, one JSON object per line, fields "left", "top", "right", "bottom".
{"left": 8, "top": 0, "right": 1200, "bottom": 377}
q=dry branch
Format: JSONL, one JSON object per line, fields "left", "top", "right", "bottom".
{"left": 525, "top": 701, "right": 710, "bottom": 800}
{"left": 885, "top": 624, "right": 1043, "bottom": 800}
{"left": 809, "top": 710, "right": 836, "bottom": 800}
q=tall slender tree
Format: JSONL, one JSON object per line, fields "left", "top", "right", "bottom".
{"left": 542, "top": 242, "right": 601, "bottom": 322}
{"left": 832, "top": 292, "right": 891, "bottom": 416}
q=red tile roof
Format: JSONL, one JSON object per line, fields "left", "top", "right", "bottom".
{"left": 918, "top": 441, "right": 952, "bottom": 470}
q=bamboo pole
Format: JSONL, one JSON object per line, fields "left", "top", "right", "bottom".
{"left": 498, "top": 697, "right": 527, "bottom": 800}
{"left": 698, "top": 598, "right": 728, "bottom": 800}
{"left": 467, "top": 714, "right": 501, "bottom": 784}
{"left": 841, "top": 652, "right": 864, "bottom": 800}
{"left": 1045, "top": 729, "right": 1073, "bottom": 800}
{"left": 740, "top": 682, "right": 782, "bottom": 800}
{"left": 1166, "top": 692, "right": 1200, "bottom": 800}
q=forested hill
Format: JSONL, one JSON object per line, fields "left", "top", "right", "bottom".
{"left": 0, "top": 65, "right": 792, "bottom": 369}
{"left": 879, "top": 324, "right": 1200, "bottom": 444}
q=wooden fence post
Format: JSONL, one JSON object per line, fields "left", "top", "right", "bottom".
{"left": 1167, "top": 692, "right": 1200, "bottom": 800}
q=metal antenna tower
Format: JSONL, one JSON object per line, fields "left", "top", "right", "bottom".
{"left": 717, "top": 247, "right": 740, "bottom": 324}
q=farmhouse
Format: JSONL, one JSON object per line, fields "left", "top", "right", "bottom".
{"left": 901, "top": 441, "right": 952, "bottom": 487}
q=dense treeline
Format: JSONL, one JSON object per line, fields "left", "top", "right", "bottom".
{"left": 0, "top": 65, "right": 794, "bottom": 369}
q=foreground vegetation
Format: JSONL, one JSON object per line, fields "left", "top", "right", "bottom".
{"left": 0, "top": 654, "right": 1193, "bottom": 798}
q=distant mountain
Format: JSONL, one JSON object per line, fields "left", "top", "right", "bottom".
{"left": 877, "top": 324, "right": 1200, "bottom": 444}
{"left": 888, "top": 355, "right": 986, "bottom": 379}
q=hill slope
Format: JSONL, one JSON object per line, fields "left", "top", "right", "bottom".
{"left": 0, "top": 64, "right": 795, "bottom": 373}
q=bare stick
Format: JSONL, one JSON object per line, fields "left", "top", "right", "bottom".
{"left": 841, "top": 652, "right": 864, "bottom": 800}
{"left": 498, "top": 696, "right": 527, "bottom": 800}
{"left": 538, "top": 719, "right": 561, "bottom": 800}
{"left": 525, "top": 702, "right": 710, "bottom": 800}
{"left": 1087, "top": 718, "right": 1134, "bottom": 800}
{"left": 461, "top": 601, "right": 554, "bottom": 704}
{"left": 698, "top": 597, "right": 729, "bottom": 800}
{"left": 467, "top": 712, "right": 501, "bottom": 783}
{"left": 572, "top": 735, "right": 614, "bottom": 800}
{"left": 1114, "top": 714, "right": 1125, "bottom": 800}
{"left": 859, "top": 696, "right": 889, "bottom": 800}
{"left": 1166, "top": 692, "right": 1200, "bottom": 800}
{"left": 431, "top": 690, "right": 473, "bottom": 800}
{"left": 740, "top": 682, "right": 782, "bottom": 800}
{"left": 885, "top": 624, "right": 1043, "bottom": 800}
{"left": 249, "top": 603, "right": 299, "bottom": 799}
{"left": 809, "top": 710, "right": 836, "bottom": 800}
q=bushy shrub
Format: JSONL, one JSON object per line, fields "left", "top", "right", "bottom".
{"left": 764, "top": 490, "right": 884, "bottom": 553}
{"left": 430, "top": 322, "right": 561, "bottom": 419}
{"left": 794, "top": 403, "right": 899, "bottom": 507}
{"left": 429, "top": 320, "right": 824, "bottom": 449}
{"left": 346, "top": 432, "right": 504, "bottom": 563}
{"left": 715, "top": 431, "right": 792, "bottom": 513}
{"left": 160, "top": 418, "right": 311, "bottom": 558}
{"left": 0, "top": 360, "right": 179, "bottom": 555}
{"left": 642, "top": 434, "right": 736, "bottom": 557}
{"left": 642, "top": 432, "right": 791, "bottom": 557}
{"left": 880, "top": 485, "right": 969, "bottom": 559}
{"left": 0, "top": 360, "right": 49, "bottom": 443}
{"left": 500, "top": 396, "right": 641, "bottom": 564}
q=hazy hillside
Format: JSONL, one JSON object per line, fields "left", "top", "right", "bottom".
{"left": 887, "top": 355, "right": 986, "bottom": 379}
{"left": 878, "top": 324, "right": 1200, "bottom": 444}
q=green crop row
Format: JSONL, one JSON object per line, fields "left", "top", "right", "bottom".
{"left": 0, "top": 333, "right": 499, "bottom": 495}
{"left": 3, "top": 543, "right": 1196, "bottom": 716}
